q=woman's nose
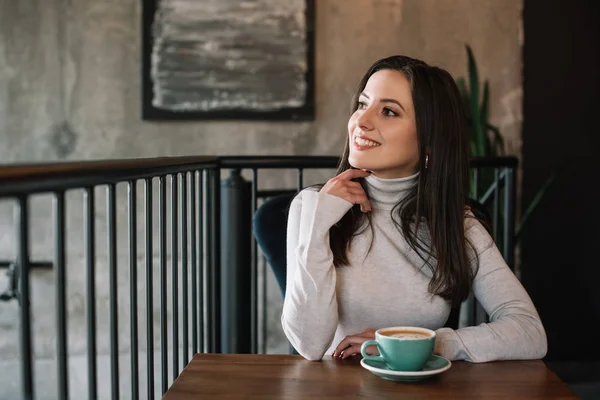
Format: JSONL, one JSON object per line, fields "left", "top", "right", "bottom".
{"left": 356, "top": 107, "right": 375, "bottom": 131}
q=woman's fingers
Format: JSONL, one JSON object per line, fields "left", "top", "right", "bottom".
{"left": 345, "top": 187, "right": 371, "bottom": 211}
{"left": 320, "top": 169, "right": 372, "bottom": 212}
{"left": 344, "top": 180, "right": 364, "bottom": 189}
{"left": 336, "top": 344, "right": 379, "bottom": 360}
{"left": 333, "top": 329, "right": 377, "bottom": 359}
{"left": 337, "top": 168, "right": 372, "bottom": 181}
{"left": 340, "top": 343, "right": 378, "bottom": 359}
{"left": 333, "top": 335, "right": 362, "bottom": 358}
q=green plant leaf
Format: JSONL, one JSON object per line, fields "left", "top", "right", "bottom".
{"left": 481, "top": 81, "right": 491, "bottom": 155}
{"left": 480, "top": 81, "right": 490, "bottom": 127}
{"left": 486, "top": 123, "right": 505, "bottom": 156}
{"left": 457, "top": 76, "right": 477, "bottom": 156}
{"left": 466, "top": 45, "right": 485, "bottom": 156}
{"left": 515, "top": 172, "right": 557, "bottom": 239}
{"left": 456, "top": 77, "right": 470, "bottom": 116}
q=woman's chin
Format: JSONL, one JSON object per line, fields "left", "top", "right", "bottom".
{"left": 348, "top": 156, "right": 371, "bottom": 171}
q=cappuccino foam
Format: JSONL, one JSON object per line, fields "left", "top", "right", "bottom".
{"left": 381, "top": 329, "right": 432, "bottom": 340}
{"left": 389, "top": 332, "right": 428, "bottom": 340}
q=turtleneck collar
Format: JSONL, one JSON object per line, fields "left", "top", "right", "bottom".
{"left": 365, "top": 171, "right": 419, "bottom": 210}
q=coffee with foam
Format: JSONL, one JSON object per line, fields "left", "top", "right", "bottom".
{"left": 361, "top": 326, "right": 436, "bottom": 371}
{"left": 381, "top": 329, "right": 432, "bottom": 340}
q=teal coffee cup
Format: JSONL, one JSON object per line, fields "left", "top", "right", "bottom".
{"left": 360, "top": 327, "right": 436, "bottom": 371}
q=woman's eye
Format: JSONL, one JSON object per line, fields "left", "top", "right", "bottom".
{"left": 383, "top": 107, "right": 398, "bottom": 117}
{"left": 357, "top": 101, "right": 367, "bottom": 109}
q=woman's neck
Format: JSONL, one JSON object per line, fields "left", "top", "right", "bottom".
{"left": 364, "top": 171, "right": 419, "bottom": 210}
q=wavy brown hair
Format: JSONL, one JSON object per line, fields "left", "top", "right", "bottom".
{"left": 330, "top": 55, "right": 478, "bottom": 306}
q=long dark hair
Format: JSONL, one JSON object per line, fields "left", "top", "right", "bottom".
{"left": 330, "top": 55, "right": 477, "bottom": 306}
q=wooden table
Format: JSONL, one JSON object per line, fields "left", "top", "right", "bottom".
{"left": 163, "top": 354, "right": 578, "bottom": 399}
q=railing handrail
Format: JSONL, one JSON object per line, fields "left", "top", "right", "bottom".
{"left": 0, "top": 155, "right": 518, "bottom": 197}
{"left": 219, "top": 155, "right": 340, "bottom": 169}
{"left": 218, "top": 155, "right": 518, "bottom": 169}
{"left": 0, "top": 156, "right": 219, "bottom": 197}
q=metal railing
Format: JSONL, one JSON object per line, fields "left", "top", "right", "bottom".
{"left": 0, "top": 155, "right": 517, "bottom": 400}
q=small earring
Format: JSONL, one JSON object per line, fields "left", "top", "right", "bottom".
{"left": 425, "top": 154, "right": 429, "bottom": 169}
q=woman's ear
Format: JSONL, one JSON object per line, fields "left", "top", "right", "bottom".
{"left": 424, "top": 146, "right": 431, "bottom": 169}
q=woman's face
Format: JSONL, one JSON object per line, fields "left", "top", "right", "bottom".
{"left": 347, "top": 69, "right": 420, "bottom": 179}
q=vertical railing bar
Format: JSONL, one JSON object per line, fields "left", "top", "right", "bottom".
{"left": 128, "top": 181, "right": 139, "bottom": 400}
{"left": 16, "top": 197, "right": 34, "bottom": 400}
{"left": 493, "top": 168, "right": 500, "bottom": 241}
{"left": 202, "top": 170, "right": 211, "bottom": 353}
{"left": 472, "top": 169, "right": 481, "bottom": 324}
{"left": 54, "top": 191, "right": 68, "bottom": 400}
{"left": 250, "top": 168, "right": 258, "bottom": 354}
{"left": 261, "top": 254, "right": 267, "bottom": 355}
{"left": 504, "top": 167, "right": 517, "bottom": 271}
{"left": 202, "top": 170, "right": 212, "bottom": 352}
{"left": 472, "top": 168, "right": 479, "bottom": 199}
{"left": 502, "top": 167, "right": 510, "bottom": 259}
{"left": 84, "top": 188, "right": 98, "bottom": 400}
{"left": 297, "top": 168, "right": 304, "bottom": 192}
{"left": 144, "top": 179, "right": 154, "bottom": 400}
{"left": 181, "top": 173, "right": 189, "bottom": 366}
{"left": 190, "top": 172, "right": 198, "bottom": 355}
{"left": 199, "top": 171, "right": 205, "bottom": 353}
{"left": 159, "top": 176, "right": 168, "bottom": 394}
{"left": 171, "top": 174, "right": 179, "bottom": 380}
{"left": 107, "top": 184, "right": 119, "bottom": 400}
{"left": 207, "top": 168, "right": 221, "bottom": 353}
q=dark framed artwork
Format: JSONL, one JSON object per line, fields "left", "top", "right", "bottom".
{"left": 141, "top": 0, "right": 315, "bottom": 121}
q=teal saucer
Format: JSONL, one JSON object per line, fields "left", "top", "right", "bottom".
{"left": 360, "top": 355, "right": 451, "bottom": 382}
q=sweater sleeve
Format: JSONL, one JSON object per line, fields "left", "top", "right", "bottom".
{"left": 434, "top": 219, "right": 548, "bottom": 362}
{"left": 281, "top": 189, "right": 354, "bottom": 361}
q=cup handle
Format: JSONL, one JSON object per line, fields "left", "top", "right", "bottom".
{"left": 361, "top": 340, "right": 384, "bottom": 363}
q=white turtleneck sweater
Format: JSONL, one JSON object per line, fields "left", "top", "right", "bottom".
{"left": 281, "top": 172, "right": 547, "bottom": 362}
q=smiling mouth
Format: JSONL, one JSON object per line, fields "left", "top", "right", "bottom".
{"left": 354, "top": 136, "right": 381, "bottom": 147}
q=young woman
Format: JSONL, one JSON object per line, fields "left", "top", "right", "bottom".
{"left": 281, "top": 55, "right": 547, "bottom": 362}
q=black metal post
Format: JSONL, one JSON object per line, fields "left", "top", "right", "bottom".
{"left": 220, "top": 169, "right": 252, "bottom": 354}
{"left": 171, "top": 174, "right": 179, "bottom": 380}
{"left": 261, "top": 253, "right": 267, "bottom": 355}
{"left": 190, "top": 172, "right": 198, "bottom": 355}
{"left": 297, "top": 168, "right": 304, "bottom": 192}
{"left": 207, "top": 168, "right": 221, "bottom": 353}
{"left": 198, "top": 171, "right": 205, "bottom": 353}
{"left": 181, "top": 173, "right": 189, "bottom": 366}
{"left": 144, "top": 179, "right": 154, "bottom": 400}
{"left": 84, "top": 187, "right": 97, "bottom": 400}
{"left": 250, "top": 169, "right": 258, "bottom": 354}
{"left": 159, "top": 176, "right": 168, "bottom": 394}
{"left": 107, "top": 184, "right": 119, "bottom": 400}
{"left": 54, "top": 191, "right": 68, "bottom": 400}
{"left": 493, "top": 169, "right": 500, "bottom": 241}
{"left": 128, "top": 181, "right": 139, "bottom": 400}
{"left": 17, "top": 197, "right": 34, "bottom": 400}
{"left": 504, "top": 167, "right": 517, "bottom": 271}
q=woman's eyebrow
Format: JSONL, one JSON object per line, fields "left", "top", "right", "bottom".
{"left": 360, "top": 92, "right": 405, "bottom": 112}
{"left": 380, "top": 98, "right": 405, "bottom": 112}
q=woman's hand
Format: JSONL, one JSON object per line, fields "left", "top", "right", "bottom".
{"left": 332, "top": 328, "right": 378, "bottom": 359}
{"left": 319, "top": 169, "right": 372, "bottom": 213}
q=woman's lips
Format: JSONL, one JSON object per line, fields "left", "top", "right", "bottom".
{"left": 353, "top": 135, "right": 381, "bottom": 150}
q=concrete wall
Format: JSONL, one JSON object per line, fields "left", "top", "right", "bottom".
{"left": 0, "top": 0, "right": 523, "bottom": 399}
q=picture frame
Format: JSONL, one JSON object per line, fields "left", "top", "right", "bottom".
{"left": 141, "top": 0, "right": 315, "bottom": 121}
